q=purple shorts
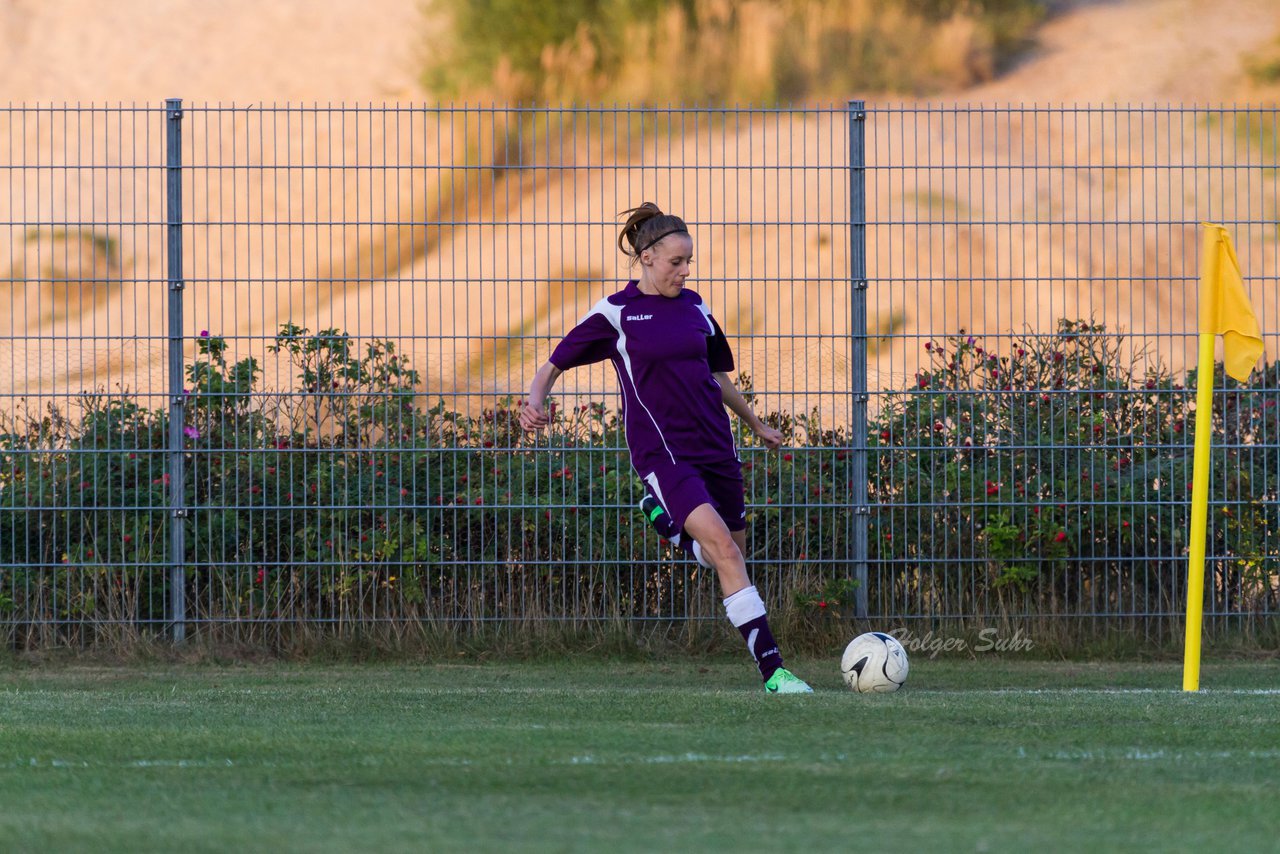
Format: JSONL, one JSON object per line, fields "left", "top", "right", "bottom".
{"left": 640, "top": 457, "right": 746, "bottom": 534}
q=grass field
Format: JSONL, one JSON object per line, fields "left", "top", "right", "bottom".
{"left": 1, "top": 657, "right": 1278, "bottom": 852}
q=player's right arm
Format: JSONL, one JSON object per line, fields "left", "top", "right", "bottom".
{"left": 521, "top": 300, "right": 618, "bottom": 432}
{"left": 520, "top": 361, "right": 563, "bottom": 432}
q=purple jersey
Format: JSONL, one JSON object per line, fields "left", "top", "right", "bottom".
{"left": 550, "top": 280, "right": 738, "bottom": 471}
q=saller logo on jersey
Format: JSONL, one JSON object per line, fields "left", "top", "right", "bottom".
{"left": 625, "top": 314, "right": 654, "bottom": 321}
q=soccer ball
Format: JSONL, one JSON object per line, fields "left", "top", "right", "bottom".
{"left": 841, "top": 631, "right": 909, "bottom": 693}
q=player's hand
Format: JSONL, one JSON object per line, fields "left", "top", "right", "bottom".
{"left": 755, "top": 424, "right": 784, "bottom": 450}
{"left": 519, "top": 400, "right": 550, "bottom": 432}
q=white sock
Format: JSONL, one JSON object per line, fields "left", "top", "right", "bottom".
{"left": 722, "top": 585, "right": 766, "bottom": 628}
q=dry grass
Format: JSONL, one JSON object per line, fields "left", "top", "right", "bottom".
{"left": 3, "top": 228, "right": 123, "bottom": 333}
{"left": 1244, "top": 34, "right": 1280, "bottom": 85}
{"left": 427, "top": 0, "right": 1045, "bottom": 104}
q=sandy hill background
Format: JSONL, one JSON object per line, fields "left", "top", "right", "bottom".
{"left": 1, "top": 0, "right": 1277, "bottom": 420}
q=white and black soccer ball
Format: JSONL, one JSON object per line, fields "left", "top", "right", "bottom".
{"left": 840, "top": 631, "right": 909, "bottom": 693}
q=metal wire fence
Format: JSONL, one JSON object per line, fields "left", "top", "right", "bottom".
{"left": 865, "top": 106, "right": 1279, "bottom": 640}
{"left": 0, "top": 103, "right": 1275, "bottom": 648}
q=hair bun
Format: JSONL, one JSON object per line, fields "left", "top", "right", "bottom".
{"left": 617, "top": 203, "right": 685, "bottom": 263}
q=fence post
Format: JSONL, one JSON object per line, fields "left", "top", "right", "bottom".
{"left": 848, "top": 100, "right": 869, "bottom": 619}
{"left": 165, "top": 98, "right": 187, "bottom": 643}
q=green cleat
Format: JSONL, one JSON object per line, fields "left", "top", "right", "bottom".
{"left": 764, "top": 668, "right": 814, "bottom": 694}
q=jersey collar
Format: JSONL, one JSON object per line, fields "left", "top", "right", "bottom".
{"left": 623, "top": 279, "right": 681, "bottom": 301}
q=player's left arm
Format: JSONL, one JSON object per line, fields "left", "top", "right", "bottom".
{"left": 713, "top": 371, "right": 783, "bottom": 450}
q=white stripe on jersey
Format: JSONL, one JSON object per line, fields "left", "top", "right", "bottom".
{"left": 587, "top": 297, "right": 677, "bottom": 465}
{"left": 694, "top": 300, "right": 717, "bottom": 334}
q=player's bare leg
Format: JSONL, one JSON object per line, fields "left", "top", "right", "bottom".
{"left": 683, "top": 504, "right": 812, "bottom": 693}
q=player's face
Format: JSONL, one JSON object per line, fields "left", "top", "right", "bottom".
{"left": 642, "top": 233, "right": 694, "bottom": 298}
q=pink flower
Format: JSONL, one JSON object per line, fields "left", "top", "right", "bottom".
{"left": 1054, "top": 531, "right": 1067, "bottom": 543}
{"left": 183, "top": 426, "right": 200, "bottom": 439}
{"left": 199, "top": 330, "right": 209, "bottom": 338}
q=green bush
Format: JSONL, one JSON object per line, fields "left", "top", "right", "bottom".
{"left": 870, "top": 319, "right": 1280, "bottom": 620}
{"left": 0, "top": 323, "right": 854, "bottom": 645}
{"left": 1, "top": 318, "right": 1276, "bottom": 650}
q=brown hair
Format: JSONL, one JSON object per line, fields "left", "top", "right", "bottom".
{"left": 617, "top": 202, "right": 689, "bottom": 267}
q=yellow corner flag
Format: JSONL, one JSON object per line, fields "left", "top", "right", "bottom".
{"left": 1184, "top": 223, "right": 1264, "bottom": 692}
{"left": 1200, "top": 224, "right": 1264, "bottom": 382}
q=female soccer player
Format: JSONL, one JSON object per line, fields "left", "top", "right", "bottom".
{"left": 519, "top": 203, "right": 813, "bottom": 693}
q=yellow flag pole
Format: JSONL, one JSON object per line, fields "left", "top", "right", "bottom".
{"left": 1182, "top": 329, "right": 1216, "bottom": 692}
{"left": 1184, "top": 223, "right": 1223, "bottom": 693}
{"left": 1185, "top": 223, "right": 1265, "bottom": 690}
